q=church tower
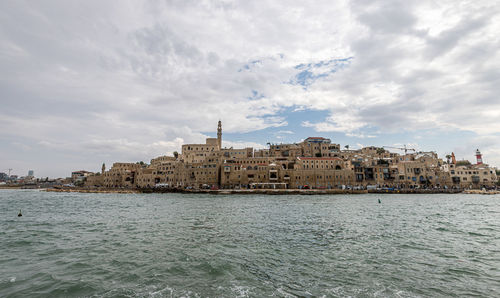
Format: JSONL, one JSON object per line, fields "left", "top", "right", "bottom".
{"left": 217, "top": 120, "right": 222, "bottom": 149}
{"left": 102, "top": 163, "right": 106, "bottom": 174}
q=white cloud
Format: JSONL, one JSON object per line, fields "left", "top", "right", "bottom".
{"left": 1, "top": 0, "right": 499, "bottom": 177}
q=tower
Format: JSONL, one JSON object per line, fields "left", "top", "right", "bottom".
{"left": 451, "top": 152, "right": 456, "bottom": 164}
{"left": 102, "top": 163, "right": 106, "bottom": 174}
{"left": 475, "top": 149, "right": 483, "bottom": 165}
{"left": 217, "top": 120, "right": 222, "bottom": 149}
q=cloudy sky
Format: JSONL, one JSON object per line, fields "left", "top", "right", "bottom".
{"left": 1, "top": 0, "right": 499, "bottom": 178}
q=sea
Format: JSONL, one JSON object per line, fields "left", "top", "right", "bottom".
{"left": 1, "top": 189, "right": 499, "bottom": 297}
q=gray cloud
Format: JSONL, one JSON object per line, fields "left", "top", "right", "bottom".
{"left": 1, "top": 0, "right": 499, "bottom": 177}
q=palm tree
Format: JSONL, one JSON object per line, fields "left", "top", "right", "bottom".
{"left": 445, "top": 154, "right": 452, "bottom": 164}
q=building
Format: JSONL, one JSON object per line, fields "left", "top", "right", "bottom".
{"left": 71, "top": 170, "right": 92, "bottom": 183}
{"left": 84, "top": 122, "right": 498, "bottom": 190}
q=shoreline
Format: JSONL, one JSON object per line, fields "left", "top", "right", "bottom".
{"left": 4, "top": 186, "right": 496, "bottom": 195}
{"left": 38, "top": 187, "right": 482, "bottom": 195}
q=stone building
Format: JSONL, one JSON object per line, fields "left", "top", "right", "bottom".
{"left": 84, "top": 173, "right": 103, "bottom": 187}
{"left": 102, "top": 163, "right": 141, "bottom": 188}
{"left": 84, "top": 121, "right": 498, "bottom": 190}
{"left": 446, "top": 163, "right": 497, "bottom": 188}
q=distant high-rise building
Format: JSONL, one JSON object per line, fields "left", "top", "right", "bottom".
{"left": 28, "top": 170, "right": 34, "bottom": 177}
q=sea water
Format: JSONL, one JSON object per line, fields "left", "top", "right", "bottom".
{"left": 1, "top": 190, "right": 499, "bottom": 297}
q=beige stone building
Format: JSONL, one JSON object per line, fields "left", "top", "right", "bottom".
{"left": 84, "top": 121, "right": 498, "bottom": 190}
{"left": 84, "top": 173, "right": 103, "bottom": 187}
{"left": 446, "top": 163, "right": 497, "bottom": 188}
{"left": 102, "top": 163, "right": 141, "bottom": 188}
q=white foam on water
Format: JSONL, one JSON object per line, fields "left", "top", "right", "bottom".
{"left": 179, "top": 290, "right": 202, "bottom": 298}
{"left": 231, "top": 285, "right": 251, "bottom": 297}
{"left": 10, "top": 277, "right": 16, "bottom": 282}
{"left": 149, "top": 285, "right": 174, "bottom": 298}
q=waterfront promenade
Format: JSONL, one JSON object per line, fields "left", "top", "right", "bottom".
{"left": 43, "top": 186, "right": 472, "bottom": 195}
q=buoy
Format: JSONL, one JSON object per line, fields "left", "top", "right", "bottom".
{"left": 378, "top": 199, "right": 381, "bottom": 204}
{"left": 18, "top": 209, "right": 22, "bottom": 217}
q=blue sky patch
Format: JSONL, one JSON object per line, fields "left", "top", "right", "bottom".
{"left": 289, "top": 57, "right": 353, "bottom": 88}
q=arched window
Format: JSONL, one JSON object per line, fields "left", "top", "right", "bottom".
{"left": 335, "top": 165, "right": 342, "bottom": 170}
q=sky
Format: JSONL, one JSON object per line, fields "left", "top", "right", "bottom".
{"left": 1, "top": 0, "right": 499, "bottom": 178}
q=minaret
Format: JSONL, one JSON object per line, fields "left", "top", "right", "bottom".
{"left": 475, "top": 149, "right": 483, "bottom": 165}
{"left": 217, "top": 120, "right": 222, "bottom": 149}
{"left": 102, "top": 163, "right": 106, "bottom": 174}
{"left": 451, "top": 152, "right": 456, "bottom": 164}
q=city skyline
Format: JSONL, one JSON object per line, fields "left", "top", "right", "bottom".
{"left": 1, "top": 1, "right": 500, "bottom": 178}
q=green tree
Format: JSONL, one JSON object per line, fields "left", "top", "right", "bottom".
{"left": 456, "top": 160, "right": 471, "bottom": 166}
{"left": 173, "top": 151, "right": 179, "bottom": 159}
{"left": 75, "top": 178, "right": 85, "bottom": 187}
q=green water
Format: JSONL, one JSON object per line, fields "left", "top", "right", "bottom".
{"left": 1, "top": 190, "right": 499, "bottom": 297}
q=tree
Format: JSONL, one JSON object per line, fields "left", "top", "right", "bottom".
{"left": 75, "top": 178, "right": 85, "bottom": 187}
{"left": 173, "top": 151, "right": 179, "bottom": 159}
{"left": 136, "top": 161, "right": 148, "bottom": 168}
{"left": 445, "top": 154, "right": 452, "bottom": 164}
{"left": 376, "top": 147, "right": 385, "bottom": 155}
{"left": 456, "top": 160, "right": 471, "bottom": 166}
{"left": 344, "top": 145, "right": 349, "bottom": 150}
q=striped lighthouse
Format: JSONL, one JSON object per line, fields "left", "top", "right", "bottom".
{"left": 475, "top": 149, "right": 483, "bottom": 165}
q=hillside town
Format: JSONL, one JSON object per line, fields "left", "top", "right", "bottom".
{"left": 2, "top": 121, "right": 498, "bottom": 191}
{"left": 69, "top": 121, "right": 497, "bottom": 191}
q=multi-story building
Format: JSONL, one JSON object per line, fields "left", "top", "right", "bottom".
{"left": 71, "top": 170, "right": 92, "bottom": 183}
{"left": 102, "top": 163, "right": 142, "bottom": 188}
{"left": 84, "top": 121, "right": 498, "bottom": 190}
{"left": 445, "top": 163, "right": 497, "bottom": 188}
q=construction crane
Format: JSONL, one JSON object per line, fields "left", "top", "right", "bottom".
{"left": 383, "top": 145, "right": 416, "bottom": 155}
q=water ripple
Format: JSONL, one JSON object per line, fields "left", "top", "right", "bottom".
{"left": 0, "top": 190, "right": 499, "bottom": 297}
